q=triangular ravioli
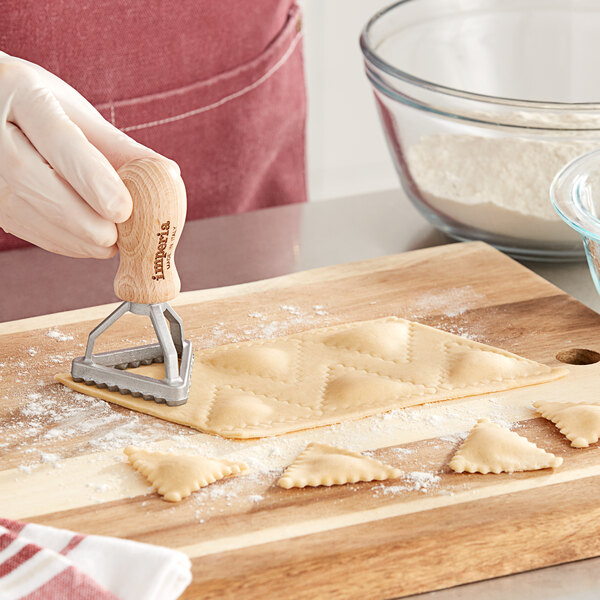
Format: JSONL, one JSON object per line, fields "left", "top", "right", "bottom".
{"left": 444, "top": 345, "right": 546, "bottom": 387}
{"left": 206, "top": 388, "right": 313, "bottom": 431}
{"left": 277, "top": 442, "right": 402, "bottom": 489}
{"left": 205, "top": 341, "right": 297, "bottom": 381}
{"left": 124, "top": 446, "right": 247, "bottom": 502}
{"left": 323, "top": 370, "right": 427, "bottom": 410}
{"left": 449, "top": 419, "right": 562, "bottom": 474}
{"left": 534, "top": 400, "right": 600, "bottom": 448}
{"left": 322, "top": 320, "right": 411, "bottom": 361}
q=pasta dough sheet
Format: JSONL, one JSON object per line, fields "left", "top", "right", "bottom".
{"left": 56, "top": 316, "right": 567, "bottom": 439}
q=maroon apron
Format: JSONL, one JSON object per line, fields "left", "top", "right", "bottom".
{"left": 0, "top": 0, "right": 306, "bottom": 251}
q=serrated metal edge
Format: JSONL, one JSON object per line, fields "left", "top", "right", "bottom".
{"left": 71, "top": 352, "right": 193, "bottom": 407}
{"left": 71, "top": 376, "right": 166, "bottom": 402}
{"left": 113, "top": 355, "right": 164, "bottom": 370}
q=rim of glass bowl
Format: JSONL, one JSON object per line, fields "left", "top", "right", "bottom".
{"left": 551, "top": 148, "right": 600, "bottom": 243}
{"left": 360, "top": 0, "right": 600, "bottom": 115}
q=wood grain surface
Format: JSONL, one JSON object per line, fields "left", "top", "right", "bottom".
{"left": 2, "top": 241, "right": 600, "bottom": 599}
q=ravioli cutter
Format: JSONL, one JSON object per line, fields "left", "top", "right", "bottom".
{"left": 71, "top": 158, "right": 193, "bottom": 406}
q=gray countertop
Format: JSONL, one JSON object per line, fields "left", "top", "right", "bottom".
{"left": 1, "top": 188, "right": 599, "bottom": 598}
{"left": 2, "top": 188, "right": 598, "bottom": 319}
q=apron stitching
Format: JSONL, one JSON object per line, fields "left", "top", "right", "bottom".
{"left": 98, "top": 5, "right": 302, "bottom": 111}
{"left": 119, "top": 31, "right": 302, "bottom": 133}
{"left": 109, "top": 105, "right": 116, "bottom": 126}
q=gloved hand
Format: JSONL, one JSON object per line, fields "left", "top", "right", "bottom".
{"left": 0, "top": 53, "right": 175, "bottom": 258}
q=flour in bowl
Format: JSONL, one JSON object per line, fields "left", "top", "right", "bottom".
{"left": 406, "top": 134, "right": 596, "bottom": 243}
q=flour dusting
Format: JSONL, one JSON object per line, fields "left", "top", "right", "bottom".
{"left": 405, "top": 471, "right": 441, "bottom": 492}
{"left": 190, "top": 304, "right": 335, "bottom": 349}
{"left": 46, "top": 329, "right": 74, "bottom": 342}
{"left": 373, "top": 470, "right": 441, "bottom": 496}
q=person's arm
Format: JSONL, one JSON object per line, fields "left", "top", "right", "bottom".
{"left": 0, "top": 52, "right": 177, "bottom": 258}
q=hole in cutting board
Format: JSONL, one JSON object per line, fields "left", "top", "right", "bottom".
{"left": 556, "top": 348, "right": 600, "bottom": 365}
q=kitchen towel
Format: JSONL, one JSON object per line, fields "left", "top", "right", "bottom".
{"left": 0, "top": 518, "right": 191, "bottom": 600}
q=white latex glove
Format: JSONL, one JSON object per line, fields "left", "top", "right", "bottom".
{"left": 0, "top": 52, "right": 175, "bottom": 258}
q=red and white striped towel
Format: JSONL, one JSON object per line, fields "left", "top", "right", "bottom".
{"left": 0, "top": 519, "right": 191, "bottom": 600}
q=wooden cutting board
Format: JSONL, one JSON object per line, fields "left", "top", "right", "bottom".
{"left": 2, "top": 241, "right": 600, "bottom": 599}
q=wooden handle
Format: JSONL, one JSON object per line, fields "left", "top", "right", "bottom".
{"left": 114, "top": 158, "right": 187, "bottom": 304}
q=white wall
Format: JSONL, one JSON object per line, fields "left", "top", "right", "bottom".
{"left": 300, "top": 0, "right": 399, "bottom": 201}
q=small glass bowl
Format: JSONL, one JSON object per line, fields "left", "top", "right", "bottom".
{"left": 360, "top": 0, "right": 600, "bottom": 261}
{"left": 551, "top": 149, "right": 600, "bottom": 293}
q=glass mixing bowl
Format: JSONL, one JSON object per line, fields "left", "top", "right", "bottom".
{"left": 552, "top": 149, "right": 600, "bottom": 291}
{"left": 360, "top": 0, "right": 600, "bottom": 261}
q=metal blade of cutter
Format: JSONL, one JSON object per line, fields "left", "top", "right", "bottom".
{"left": 71, "top": 301, "right": 193, "bottom": 406}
